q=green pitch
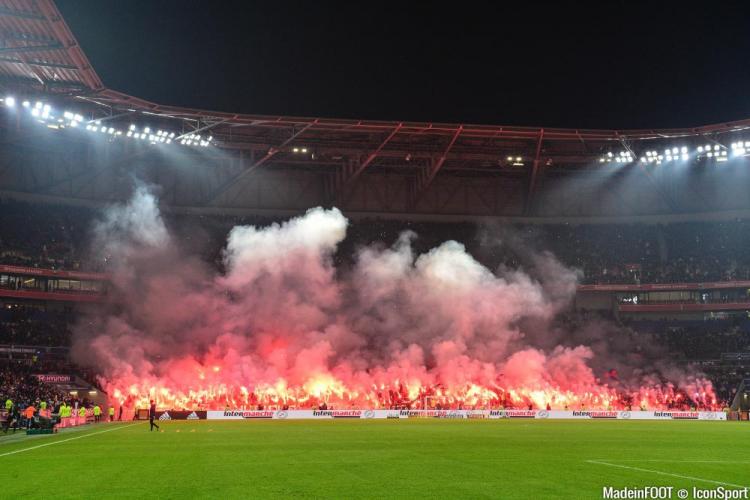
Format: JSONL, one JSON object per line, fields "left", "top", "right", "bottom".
{"left": 1, "top": 420, "right": 748, "bottom": 499}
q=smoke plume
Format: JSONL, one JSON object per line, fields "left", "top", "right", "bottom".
{"left": 72, "top": 187, "right": 716, "bottom": 411}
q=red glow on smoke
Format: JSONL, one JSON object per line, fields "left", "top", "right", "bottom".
{"left": 109, "top": 360, "right": 718, "bottom": 411}
{"left": 76, "top": 189, "right": 721, "bottom": 413}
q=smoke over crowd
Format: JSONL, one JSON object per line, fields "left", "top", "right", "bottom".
{"left": 72, "top": 187, "right": 717, "bottom": 411}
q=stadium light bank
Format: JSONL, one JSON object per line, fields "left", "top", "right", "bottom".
{"left": 1, "top": 96, "right": 213, "bottom": 148}
{"left": 599, "top": 143, "right": 740, "bottom": 165}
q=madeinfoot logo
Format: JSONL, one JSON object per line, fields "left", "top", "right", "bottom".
{"left": 572, "top": 411, "right": 618, "bottom": 418}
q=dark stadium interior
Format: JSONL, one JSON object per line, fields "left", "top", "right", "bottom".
{"left": 2, "top": 0, "right": 750, "bottom": 433}
{"left": 4, "top": 2, "right": 750, "bottom": 498}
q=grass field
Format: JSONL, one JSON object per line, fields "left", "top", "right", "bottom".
{"left": 1, "top": 420, "right": 748, "bottom": 499}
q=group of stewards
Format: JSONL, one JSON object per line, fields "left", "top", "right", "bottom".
{"left": 2, "top": 397, "right": 120, "bottom": 433}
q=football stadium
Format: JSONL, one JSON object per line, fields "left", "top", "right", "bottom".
{"left": 1, "top": 1, "right": 749, "bottom": 498}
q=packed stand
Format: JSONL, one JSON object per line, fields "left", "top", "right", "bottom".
{"left": 0, "top": 199, "right": 94, "bottom": 271}
{"left": 0, "top": 304, "right": 74, "bottom": 347}
{"left": 0, "top": 363, "right": 65, "bottom": 433}
{"left": 2, "top": 198, "right": 750, "bottom": 284}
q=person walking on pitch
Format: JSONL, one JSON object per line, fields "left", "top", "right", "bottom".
{"left": 149, "top": 400, "right": 160, "bottom": 432}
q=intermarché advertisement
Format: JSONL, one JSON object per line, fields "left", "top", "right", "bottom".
{"left": 205, "top": 409, "right": 727, "bottom": 420}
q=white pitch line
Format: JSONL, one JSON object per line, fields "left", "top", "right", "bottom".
{"left": 0, "top": 423, "right": 138, "bottom": 458}
{"left": 593, "top": 459, "right": 750, "bottom": 464}
{"left": 586, "top": 460, "right": 747, "bottom": 489}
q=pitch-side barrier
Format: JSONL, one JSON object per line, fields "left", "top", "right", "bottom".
{"left": 149, "top": 409, "right": 728, "bottom": 420}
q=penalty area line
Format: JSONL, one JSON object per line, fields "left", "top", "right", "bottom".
{"left": 585, "top": 460, "right": 747, "bottom": 489}
{"left": 0, "top": 423, "right": 139, "bottom": 458}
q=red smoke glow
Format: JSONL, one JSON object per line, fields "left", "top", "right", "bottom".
{"left": 73, "top": 188, "right": 719, "bottom": 412}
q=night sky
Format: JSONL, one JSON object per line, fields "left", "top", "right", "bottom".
{"left": 57, "top": 1, "right": 750, "bottom": 130}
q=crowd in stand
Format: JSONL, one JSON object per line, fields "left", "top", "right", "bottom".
{"left": 3, "top": 199, "right": 750, "bottom": 284}
{"left": 0, "top": 365, "right": 66, "bottom": 407}
{"left": 624, "top": 317, "right": 750, "bottom": 403}
{"left": 0, "top": 362, "right": 112, "bottom": 433}
{"left": 2, "top": 199, "right": 750, "bottom": 414}
{"left": 0, "top": 305, "right": 74, "bottom": 346}
{"left": 0, "top": 364, "right": 64, "bottom": 432}
{"left": 0, "top": 199, "right": 93, "bottom": 271}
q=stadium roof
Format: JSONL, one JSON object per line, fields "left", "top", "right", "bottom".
{"left": 0, "top": 0, "right": 101, "bottom": 92}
